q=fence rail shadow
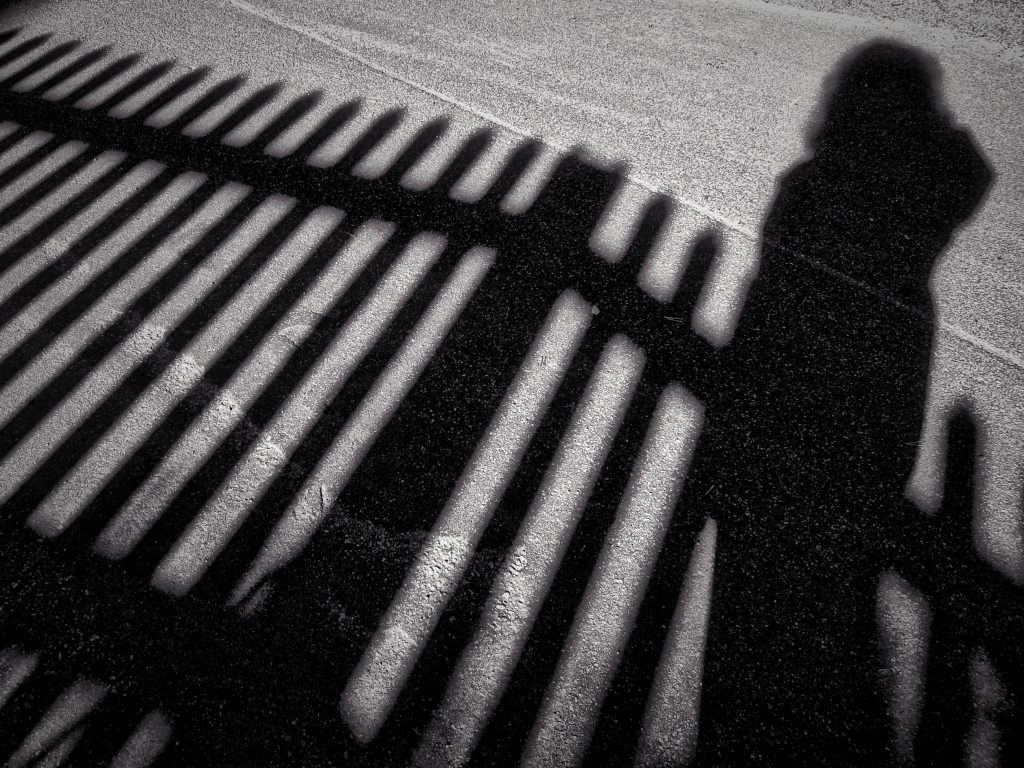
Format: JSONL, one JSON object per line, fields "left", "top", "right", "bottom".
{"left": 0, "top": 28, "right": 1019, "bottom": 768}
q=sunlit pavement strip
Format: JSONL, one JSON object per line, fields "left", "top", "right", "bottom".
{"left": 415, "top": 335, "right": 644, "bottom": 767}
{"left": 636, "top": 517, "right": 717, "bottom": 768}
{"left": 341, "top": 289, "right": 593, "bottom": 744}
{"left": 0, "top": 166, "right": 205, "bottom": 380}
{"left": 0, "top": 171, "right": 231, "bottom": 407}
{"left": 35, "top": 206, "right": 350, "bottom": 541}
{"left": 0, "top": 183, "right": 260, "bottom": 506}
{"left": 7, "top": 677, "right": 108, "bottom": 768}
{"left": 236, "top": 244, "right": 496, "bottom": 601}
{"left": 875, "top": 569, "right": 930, "bottom": 764}
{"left": 521, "top": 384, "right": 704, "bottom": 768}
{"left": 0, "top": 156, "right": 163, "bottom": 325}
{"left": 86, "top": 212, "right": 378, "bottom": 558}
{"left": 0, "top": 651, "right": 174, "bottom": 768}
{"left": 149, "top": 231, "right": 449, "bottom": 594}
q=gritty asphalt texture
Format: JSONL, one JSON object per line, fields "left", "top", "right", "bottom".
{"left": 0, "top": 0, "right": 1021, "bottom": 766}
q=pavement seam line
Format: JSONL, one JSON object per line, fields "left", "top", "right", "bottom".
{"left": 224, "top": 0, "right": 755, "bottom": 232}
{"left": 173, "top": 5, "right": 1024, "bottom": 372}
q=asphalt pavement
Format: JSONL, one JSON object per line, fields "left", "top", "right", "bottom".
{"left": 0, "top": 1, "right": 1021, "bottom": 766}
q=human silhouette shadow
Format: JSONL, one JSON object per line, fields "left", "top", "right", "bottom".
{"left": 689, "top": 41, "right": 993, "bottom": 767}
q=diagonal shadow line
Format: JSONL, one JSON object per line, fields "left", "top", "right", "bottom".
{"left": 6, "top": 101, "right": 344, "bottom": 538}
{"left": 0, "top": 124, "right": 34, "bottom": 157}
{"left": 0, "top": 64, "right": 218, "bottom": 299}
{"left": 357, "top": 321, "right": 616, "bottom": 765}
{"left": 0, "top": 54, "right": 737, "bottom": 765}
{"left": 0, "top": 58, "right": 175, "bottom": 170}
{"left": 0, "top": 135, "right": 70, "bottom": 196}
{"left": 27, "top": 98, "right": 362, "bottom": 543}
{"left": 247, "top": 161, "right": 627, "bottom": 742}
{"left": 0, "top": 49, "right": 1015, "bottom": 768}
{"left": 379, "top": 117, "right": 447, "bottom": 183}
{"left": 430, "top": 128, "right": 493, "bottom": 191}
{"left": 0, "top": 103, "right": 414, "bottom": 523}
{"left": 0, "top": 74, "right": 304, "bottom": 393}
{"left": 160, "top": 73, "right": 247, "bottom": 134}
{"left": 243, "top": 90, "right": 323, "bottom": 152}
{"left": 0, "top": 61, "right": 195, "bottom": 201}
{"left": 0, "top": 79, "right": 294, "bottom": 342}
{"left": 190, "top": 231, "right": 472, "bottom": 603}
{"left": 615, "top": 197, "right": 673, "bottom": 279}
{"left": 0, "top": 654, "right": 76, "bottom": 758}
{"left": 84, "top": 115, "right": 448, "bottom": 573}
{"left": 59, "top": 690, "right": 150, "bottom": 767}
{"left": 0, "top": 100, "right": 393, "bottom": 514}
{"left": 0, "top": 34, "right": 51, "bottom": 73}
{"left": 387, "top": 163, "right": 618, "bottom": 529}
{"left": 0, "top": 168, "right": 207, "bottom": 393}
{"left": 582, "top": 495, "right": 708, "bottom": 767}
{"left": 181, "top": 82, "right": 317, "bottom": 153}
{"left": 258, "top": 169, "right": 628, "bottom": 759}
{"left": 288, "top": 99, "right": 361, "bottom": 164}
{"left": 18, "top": 166, "right": 712, "bottom": 765}
{"left": 1, "top": 76, "right": 720, "bottom": 399}
{"left": 60, "top": 120, "right": 490, "bottom": 590}
{"left": 469, "top": 198, "right": 671, "bottom": 541}
{"left": 58, "top": 52, "right": 141, "bottom": 106}
{"left": 0, "top": 58, "right": 171, "bottom": 164}
{"left": 87, "top": 60, "right": 177, "bottom": 115}
{"left": 479, "top": 139, "right": 542, "bottom": 207}
{"left": 0, "top": 39, "right": 80, "bottom": 91}
{"left": 480, "top": 323, "right": 615, "bottom": 551}
{"left": 470, "top": 375, "right": 665, "bottom": 767}
{"left": 119, "top": 65, "right": 211, "bottom": 124}
{"left": 671, "top": 230, "right": 721, "bottom": 321}
{"left": 0, "top": 81, "right": 688, "bottom": 768}
{"left": 53, "top": 214, "right": 371, "bottom": 551}
{"left": 0, "top": 85, "right": 286, "bottom": 266}
{"left": 0, "top": 155, "right": 155, "bottom": 318}
{"left": 0, "top": 28, "right": 23, "bottom": 48}
{"left": 113, "top": 223, "right": 429, "bottom": 581}
{"left": 386, "top": 223, "right": 685, "bottom": 760}
{"left": 333, "top": 108, "right": 405, "bottom": 175}
{"left": 0, "top": 186, "right": 255, "bottom": 461}
{"left": 0, "top": 143, "right": 107, "bottom": 242}
{"left": 0, "top": 187, "right": 266, "bottom": 506}
{"left": 26, "top": 45, "right": 110, "bottom": 96}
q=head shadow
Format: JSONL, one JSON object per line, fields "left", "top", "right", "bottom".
{"left": 689, "top": 38, "right": 998, "bottom": 767}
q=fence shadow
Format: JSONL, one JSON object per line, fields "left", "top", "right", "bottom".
{"left": 0, "top": 28, "right": 1020, "bottom": 768}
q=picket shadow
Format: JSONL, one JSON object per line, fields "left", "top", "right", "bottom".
{"left": 0, "top": 29, "right": 1020, "bottom": 768}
